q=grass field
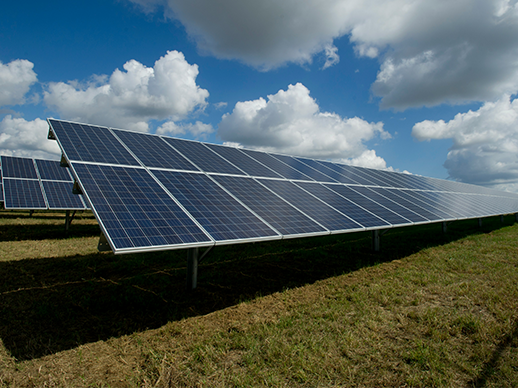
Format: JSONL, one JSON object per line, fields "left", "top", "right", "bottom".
{"left": 0, "top": 210, "right": 517, "bottom": 387}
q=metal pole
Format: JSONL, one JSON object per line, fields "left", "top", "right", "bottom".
{"left": 500, "top": 215, "right": 504, "bottom": 224}
{"left": 372, "top": 230, "right": 380, "bottom": 252}
{"left": 478, "top": 218, "right": 483, "bottom": 227}
{"left": 186, "top": 247, "right": 199, "bottom": 290}
{"left": 442, "top": 222, "right": 448, "bottom": 233}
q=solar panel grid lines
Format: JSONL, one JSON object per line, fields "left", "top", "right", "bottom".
{"left": 398, "top": 189, "right": 464, "bottom": 220}
{"left": 48, "top": 119, "right": 140, "bottom": 166}
{"left": 150, "top": 169, "right": 280, "bottom": 244}
{"left": 324, "top": 184, "right": 413, "bottom": 226}
{"left": 316, "top": 160, "right": 375, "bottom": 186}
{"left": 3, "top": 179, "right": 47, "bottom": 209}
{"left": 162, "top": 137, "right": 246, "bottom": 176}
{"left": 211, "top": 175, "right": 328, "bottom": 237}
{"left": 35, "top": 158, "right": 73, "bottom": 181}
{"left": 257, "top": 178, "right": 365, "bottom": 233}
{"left": 70, "top": 162, "right": 213, "bottom": 253}
{"left": 384, "top": 188, "right": 458, "bottom": 221}
{"left": 369, "top": 187, "right": 445, "bottom": 222}
{"left": 203, "top": 143, "right": 284, "bottom": 179}
{"left": 268, "top": 153, "right": 338, "bottom": 183}
{"left": 294, "top": 157, "right": 360, "bottom": 185}
{"left": 42, "top": 180, "right": 87, "bottom": 210}
{"left": 1, "top": 155, "right": 39, "bottom": 179}
{"left": 111, "top": 128, "right": 200, "bottom": 172}
{"left": 351, "top": 186, "right": 429, "bottom": 224}
{"left": 293, "top": 181, "right": 391, "bottom": 229}
{"left": 238, "top": 148, "right": 316, "bottom": 181}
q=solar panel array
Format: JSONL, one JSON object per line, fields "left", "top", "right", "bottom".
{"left": 47, "top": 118, "right": 518, "bottom": 255}
{"left": 1, "top": 155, "right": 88, "bottom": 210}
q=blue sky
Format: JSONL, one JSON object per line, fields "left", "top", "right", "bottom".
{"left": 1, "top": 0, "right": 518, "bottom": 191}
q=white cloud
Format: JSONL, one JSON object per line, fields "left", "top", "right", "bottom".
{"left": 0, "top": 59, "right": 38, "bottom": 107}
{"left": 322, "top": 44, "right": 340, "bottom": 70}
{"left": 130, "top": 0, "right": 518, "bottom": 109}
{"left": 412, "top": 95, "right": 518, "bottom": 191}
{"left": 157, "top": 120, "right": 214, "bottom": 137}
{"left": 218, "top": 83, "right": 390, "bottom": 168}
{"left": 43, "top": 51, "right": 209, "bottom": 132}
{"left": 0, "top": 116, "right": 60, "bottom": 159}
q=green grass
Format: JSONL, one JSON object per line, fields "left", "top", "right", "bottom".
{"left": 1, "top": 210, "right": 518, "bottom": 387}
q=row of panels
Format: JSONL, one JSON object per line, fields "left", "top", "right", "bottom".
{"left": 70, "top": 162, "right": 518, "bottom": 253}
{"left": 48, "top": 119, "right": 518, "bottom": 199}
{"left": 0, "top": 155, "right": 88, "bottom": 210}
{"left": 48, "top": 119, "right": 518, "bottom": 254}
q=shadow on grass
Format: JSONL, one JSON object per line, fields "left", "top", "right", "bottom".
{"left": 467, "top": 318, "right": 518, "bottom": 388}
{"left": 0, "top": 211, "right": 99, "bottom": 241}
{"left": 0, "top": 216, "right": 513, "bottom": 361}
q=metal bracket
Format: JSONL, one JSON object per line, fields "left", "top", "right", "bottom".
{"left": 98, "top": 232, "right": 111, "bottom": 252}
{"left": 48, "top": 128, "right": 56, "bottom": 140}
{"left": 65, "top": 210, "right": 77, "bottom": 232}
{"left": 60, "top": 154, "right": 69, "bottom": 167}
{"left": 72, "top": 180, "right": 83, "bottom": 195}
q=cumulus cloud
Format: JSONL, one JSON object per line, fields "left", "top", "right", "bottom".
{"left": 218, "top": 83, "right": 390, "bottom": 168}
{"left": 0, "top": 116, "right": 60, "bottom": 159}
{"left": 129, "top": 0, "right": 518, "bottom": 108}
{"left": 0, "top": 59, "right": 38, "bottom": 107}
{"left": 412, "top": 95, "right": 518, "bottom": 190}
{"left": 157, "top": 120, "right": 214, "bottom": 137}
{"left": 43, "top": 51, "right": 209, "bottom": 132}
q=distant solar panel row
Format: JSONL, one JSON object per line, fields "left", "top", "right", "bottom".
{"left": 1, "top": 155, "right": 88, "bottom": 210}
{"left": 48, "top": 119, "right": 518, "bottom": 254}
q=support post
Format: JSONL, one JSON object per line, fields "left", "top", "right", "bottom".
{"left": 478, "top": 218, "right": 483, "bottom": 227}
{"left": 500, "top": 215, "right": 504, "bottom": 224}
{"left": 442, "top": 221, "right": 448, "bottom": 233}
{"left": 186, "top": 247, "right": 199, "bottom": 290}
{"left": 515, "top": 213, "right": 518, "bottom": 222}
{"left": 29, "top": 209, "right": 34, "bottom": 217}
{"left": 372, "top": 230, "right": 381, "bottom": 252}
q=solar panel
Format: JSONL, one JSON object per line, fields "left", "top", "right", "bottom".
{"left": 3, "top": 179, "right": 47, "bottom": 209}
{"left": 204, "top": 143, "right": 283, "bottom": 178}
{"left": 112, "top": 129, "right": 199, "bottom": 171}
{"left": 163, "top": 137, "right": 245, "bottom": 175}
{"left": 151, "top": 170, "right": 279, "bottom": 242}
{"left": 269, "top": 153, "right": 337, "bottom": 182}
{"left": 42, "top": 180, "right": 86, "bottom": 210}
{"left": 257, "top": 178, "right": 364, "bottom": 233}
{"left": 239, "top": 149, "right": 314, "bottom": 181}
{"left": 294, "top": 181, "right": 390, "bottom": 228}
{"left": 1, "top": 156, "right": 38, "bottom": 179}
{"left": 210, "top": 175, "right": 327, "bottom": 237}
{"left": 46, "top": 118, "right": 518, "bottom": 259}
{"left": 35, "top": 159, "right": 73, "bottom": 181}
{"left": 48, "top": 119, "right": 140, "bottom": 166}
{"left": 72, "top": 163, "right": 213, "bottom": 252}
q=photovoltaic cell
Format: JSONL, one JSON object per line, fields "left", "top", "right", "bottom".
{"left": 72, "top": 163, "right": 212, "bottom": 251}
{"left": 112, "top": 129, "right": 199, "bottom": 171}
{"left": 212, "top": 175, "right": 326, "bottom": 236}
{"left": 163, "top": 137, "right": 245, "bottom": 175}
{"left": 48, "top": 119, "right": 139, "bottom": 166}
{"left": 151, "top": 170, "right": 279, "bottom": 241}
{"left": 3, "top": 179, "right": 47, "bottom": 209}
{"left": 398, "top": 189, "right": 463, "bottom": 219}
{"left": 204, "top": 143, "right": 283, "bottom": 178}
{"left": 258, "top": 179, "right": 363, "bottom": 232}
{"left": 42, "top": 180, "right": 86, "bottom": 210}
{"left": 1, "top": 156, "right": 38, "bottom": 179}
{"left": 294, "top": 181, "right": 390, "bottom": 228}
{"left": 240, "top": 149, "right": 314, "bottom": 181}
{"left": 35, "top": 159, "right": 73, "bottom": 181}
